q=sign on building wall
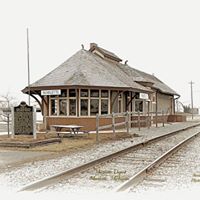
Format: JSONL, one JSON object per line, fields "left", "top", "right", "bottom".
{"left": 12, "top": 101, "right": 36, "bottom": 138}
{"left": 41, "top": 90, "right": 61, "bottom": 96}
{"left": 139, "top": 93, "right": 149, "bottom": 100}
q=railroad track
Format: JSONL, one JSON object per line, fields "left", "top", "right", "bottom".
{"left": 115, "top": 130, "right": 200, "bottom": 192}
{"left": 125, "top": 132, "right": 200, "bottom": 193}
{"left": 19, "top": 124, "right": 200, "bottom": 193}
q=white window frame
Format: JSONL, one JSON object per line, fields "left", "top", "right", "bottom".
{"left": 49, "top": 89, "right": 110, "bottom": 117}
{"left": 79, "top": 89, "right": 110, "bottom": 117}
{"left": 49, "top": 89, "right": 77, "bottom": 117}
{"left": 49, "top": 96, "right": 58, "bottom": 116}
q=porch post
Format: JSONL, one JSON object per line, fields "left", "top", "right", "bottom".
{"left": 155, "top": 91, "right": 158, "bottom": 127}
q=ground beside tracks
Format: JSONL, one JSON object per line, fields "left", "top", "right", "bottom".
{"left": 0, "top": 120, "right": 200, "bottom": 170}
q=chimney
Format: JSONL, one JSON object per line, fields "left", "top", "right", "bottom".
{"left": 90, "top": 43, "right": 98, "bottom": 49}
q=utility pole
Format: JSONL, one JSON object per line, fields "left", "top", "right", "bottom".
{"left": 189, "top": 81, "right": 194, "bottom": 119}
{"left": 27, "top": 28, "right": 31, "bottom": 106}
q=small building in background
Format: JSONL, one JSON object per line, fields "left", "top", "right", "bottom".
{"left": 22, "top": 43, "right": 181, "bottom": 131}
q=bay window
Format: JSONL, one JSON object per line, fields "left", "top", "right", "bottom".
{"left": 49, "top": 89, "right": 110, "bottom": 116}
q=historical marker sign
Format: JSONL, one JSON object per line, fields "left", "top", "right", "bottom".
{"left": 13, "top": 101, "right": 36, "bottom": 136}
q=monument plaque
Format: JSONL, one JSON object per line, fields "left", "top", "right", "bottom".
{"left": 13, "top": 101, "right": 34, "bottom": 135}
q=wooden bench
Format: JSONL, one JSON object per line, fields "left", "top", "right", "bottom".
{"left": 50, "top": 125, "right": 84, "bottom": 137}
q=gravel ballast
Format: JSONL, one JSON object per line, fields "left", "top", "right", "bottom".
{"left": 0, "top": 121, "right": 199, "bottom": 193}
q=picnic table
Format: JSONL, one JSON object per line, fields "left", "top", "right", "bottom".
{"left": 50, "top": 125, "right": 84, "bottom": 137}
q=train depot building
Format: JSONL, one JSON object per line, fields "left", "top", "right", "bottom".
{"left": 22, "top": 43, "right": 184, "bottom": 131}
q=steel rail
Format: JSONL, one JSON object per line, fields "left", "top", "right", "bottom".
{"left": 19, "top": 123, "right": 200, "bottom": 192}
{"left": 115, "top": 131, "right": 200, "bottom": 192}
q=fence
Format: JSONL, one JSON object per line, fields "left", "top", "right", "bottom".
{"left": 96, "top": 110, "right": 168, "bottom": 142}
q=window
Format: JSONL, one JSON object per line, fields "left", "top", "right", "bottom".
{"left": 69, "top": 99, "right": 76, "bottom": 116}
{"left": 69, "top": 89, "right": 77, "bottom": 116}
{"left": 51, "top": 99, "right": 58, "bottom": 115}
{"left": 49, "top": 89, "right": 110, "bottom": 116}
{"left": 90, "top": 99, "right": 99, "bottom": 116}
{"left": 135, "top": 100, "right": 143, "bottom": 112}
{"left": 59, "top": 99, "right": 67, "bottom": 115}
{"left": 58, "top": 90, "right": 67, "bottom": 115}
{"left": 80, "top": 89, "right": 110, "bottom": 116}
{"left": 91, "top": 90, "right": 99, "bottom": 97}
{"left": 101, "top": 90, "right": 109, "bottom": 115}
{"left": 81, "top": 99, "right": 88, "bottom": 115}
{"left": 60, "top": 89, "right": 67, "bottom": 97}
{"left": 80, "top": 89, "right": 89, "bottom": 116}
{"left": 49, "top": 89, "right": 77, "bottom": 116}
{"left": 101, "top": 90, "right": 108, "bottom": 98}
{"left": 69, "top": 89, "right": 76, "bottom": 97}
{"left": 101, "top": 99, "right": 108, "bottom": 114}
{"left": 81, "top": 89, "right": 88, "bottom": 97}
{"left": 90, "top": 90, "right": 101, "bottom": 116}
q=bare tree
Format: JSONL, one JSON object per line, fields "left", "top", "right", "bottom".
{"left": 183, "top": 105, "right": 192, "bottom": 114}
{"left": 0, "top": 92, "right": 17, "bottom": 136}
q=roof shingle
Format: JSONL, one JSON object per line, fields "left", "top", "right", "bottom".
{"left": 28, "top": 50, "right": 151, "bottom": 92}
{"left": 25, "top": 47, "right": 178, "bottom": 96}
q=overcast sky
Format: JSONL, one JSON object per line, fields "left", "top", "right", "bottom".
{"left": 0, "top": 0, "right": 200, "bottom": 108}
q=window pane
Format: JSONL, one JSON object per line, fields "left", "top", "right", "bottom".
{"left": 101, "top": 99, "right": 108, "bottom": 114}
{"left": 135, "top": 93, "right": 139, "bottom": 99}
{"left": 81, "top": 89, "right": 88, "bottom": 97}
{"left": 59, "top": 99, "right": 67, "bottom": 115}
{"left": 101, "top": 90, "right": 108, "bottom": 98}
{"left": 81, "top": 99, "right": 88, "bottom": 116}
{"left": 91, "top": 90, "right": 99, "bottom": 97}
{"left": 90, "top": 99, "right": 99, "bottom": 116}
{"left": 135, "top": 101, "right": 143, "bottom": 112}
{"left": 51, "top": 99, "right": 57, "bottom": 115}
{"left": 69, "top": 89, "right": 76, "bottom": 97}
{"left": 60, "top": 90, "right": 67, "bottom": 97}
{"left": 69, "top": 99, "right": 76, "bottom": 115}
